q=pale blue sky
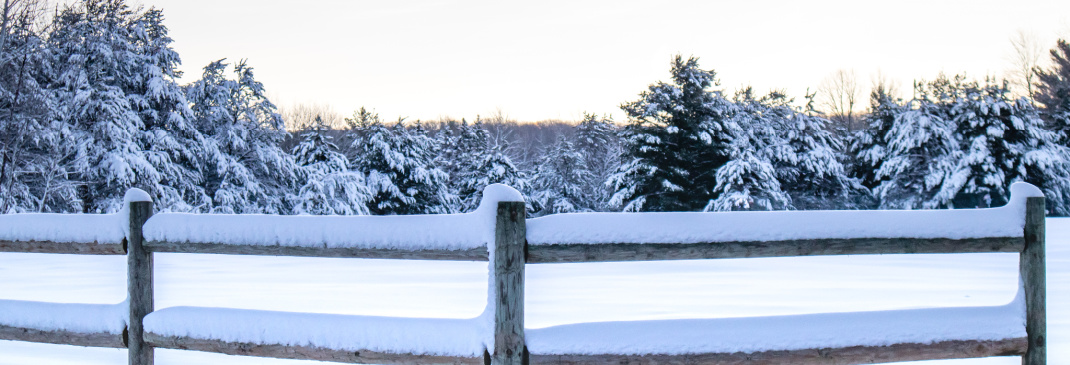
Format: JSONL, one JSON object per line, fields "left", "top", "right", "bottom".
{"left": 147, "top": 0, "right": 1070, "bottom": 122}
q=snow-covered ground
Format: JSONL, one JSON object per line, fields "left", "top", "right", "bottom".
{"left": 1, "top": 218, "right": 1067, "bottom": 364}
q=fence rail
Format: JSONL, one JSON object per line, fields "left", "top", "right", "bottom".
{"left": 0, "top": 184, "right": 1047, "bottom": 365}
{"left": 0, "top": 324, "right": 125, "bottom": 348}
{"left": 0, "top": 240, "right": 126, "bottom": 255}
{"left": 144, "top": 240, "right": 490, "bottom": 261}
{"left": 526, "top": 236, "right": 1025, "bottom": 263}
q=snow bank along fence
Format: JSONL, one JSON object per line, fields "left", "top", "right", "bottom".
{"left": 0, "top": 183, "right": 1047, "bottom": 365}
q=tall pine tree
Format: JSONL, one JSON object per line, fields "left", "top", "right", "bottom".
{"left": 351, "top": 117, "right": 454, "bottom": 215}
{"left": 184, "top": 59, "right": 300, "bottom": 213}
{"left": 49, "top": 0, "right": 205, "bottom": 213}
{"left": 1035, "top": 39, "right": 1070, "bottom": 137}
{"left": 292, "top": 116, "right": 371, "bottom": 215}
{"left": 609, "top": 56, "right": 736, "bottom": 212}
{"left": 573, "top": 113, "right": 619, "bottom": 211}
{"left": 530, "top": 135, "right": 593, "bottom": 216}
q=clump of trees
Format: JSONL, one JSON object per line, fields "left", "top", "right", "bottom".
{"left": 4, "top": 0, "right": 1070, "bottom": 216}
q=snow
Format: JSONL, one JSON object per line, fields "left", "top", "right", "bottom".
{"left": 123, "top": 188, "right": 153, "bottom": 203}
{"left": 143, "top": 307, "right": 485, "bottom": 357}
{"left": 0, "top": 213, "right": 124, "bottom": 245}
{"left": 0, "top": 188, "right": 154, "bottom": 244}
{"left": 0, "top": 189, "right": 1058, "bottom": 364}
{"left": 141, "top": 184, "right": 524, "bottom": 251}
{"left": 1, "top": 237, "right": 1053, "bottom": 364}
{"left": 142, "top": 212, "right": 484, "bottom": 250}
{"left": 529, "top": 182, "right": 1043, "bottom": 245}
{"left": 528, "top": 301, "right": 1024, "bottom": 355}
{"left": 0, "top": 299, "right": 126, "bottom": 335}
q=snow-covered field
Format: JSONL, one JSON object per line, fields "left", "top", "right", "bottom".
{"left": 1, "top": 219, "right": 1067, "bottom": 364}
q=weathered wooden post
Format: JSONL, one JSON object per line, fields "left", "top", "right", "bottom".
{"left": 1022, "top": 197, "right": 1046, "bottom": 365}
{"left": 127, "top": 199, "right": 154, "bottom": 365}
{"left": 493, "top": 201, "right": 527, "bottom": 365}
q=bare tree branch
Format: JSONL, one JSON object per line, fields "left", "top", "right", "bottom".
{"left": 818, "top": 69, "right": 861, "bottom": 132}
{"left": 870, "top": 69, "right": 900, "bottom": 101}
{"left": 1007, "top": 29, "right": 1045, "bottom": 102}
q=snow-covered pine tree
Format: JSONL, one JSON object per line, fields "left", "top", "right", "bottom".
{"left": 530, "top": 135, "right": 593, "bottom": 216}
{"left": 771, "top": 92, "right": 870, "bottom": 210}
{"left": 1033, "top": 39, "right": 1070, "bottom": 214}
{"left": 573, "top": 113, "right": 619, "bottom": 211}
{"left": 184, "top": 59, "right": 300, "bottom": 214}
{"left": 291, "top": 116, "right": 371, "bottom": 215}
{"left": 127, "top": 7, "right": 209, "bottom": 212}
{"left": 48, "top": 0, "right": 171, "bottom": 213}
{"left": 0, "top": 0, "right": 73, "bottom": 212}
{"left": 431, "top": 119, "right": 457, "bottom": 175}
{"left": 609, "top": 56, "right": 737, "bottom": 212}
{"left": 459, "top": 147, "right": 527, "bottom": 213}
{"left": 351, "top": 117, "right": 454, "bottom": 215}
{"left": 451, "top": 119, "right": 507, "bottom": 212}
{"left": 850, "top": 84, "right": 904, "bottom": 190}
{"left": 937, "top": 77, "right": 1070, "bottom": 211}
{"left": 705, "top": 88, "right": 788, "bottom": 211}
{"left": 869, "top": 78, "right": 961, "bottom": 209}
{"left": 1036, "top": 39, "right": 1070, "bottom": 138}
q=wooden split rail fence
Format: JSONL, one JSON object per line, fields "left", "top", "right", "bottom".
{"left": 0, "top": 195, "right": 1047, "bottom": 365}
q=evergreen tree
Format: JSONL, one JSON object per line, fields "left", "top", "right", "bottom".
{"left": 49, "top": 0, "right": 203, "bottom": 213}
{"left": 573, "top": 113, "right": 619, "bottom": 211}
{"left": 127, "top": 7, "right": 209, "bottom": 212}
{"left": 869, "top": 78, "right": 961, "bottom": 209}
{"left": 850, "top": 85, "right": 905, "bottom": 190}
{"left": 939, "top": 78, "right": 1068, "bottom": 210}
{"left": 291, "top": 116, "right": 371, "bottom": 215}
{"left": 351, "top": 117, "right": 454, "bottom": 215}
{"left": 450, "top": 120, "right": 494, "bottom": 212}
{"left": 1035, "top": 39, "right": 1070, "bottom": 137}
{"left": 0, "top": 0, "right": 72, "bottom": 212}
{"left": 609, "top": 56, "right": 736, "bottom": 212}
{"left": 530, "top": 135, "right": 593, "bottom": 216}
{"left": 184, "top": 59, "right": 300, "bottom": 213}
{"left": 859, "top": 75, "right": 1070, "bottom": 212}
{"left": 459, "top": 146, "right": 527, "bottom": 213}
{"left": 771, "top": 92, "right": 869, "bottom": 210}
{"left": 706, "top": 89, "right": 788, "bottom": 211}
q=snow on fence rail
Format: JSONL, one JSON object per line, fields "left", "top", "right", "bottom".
{"left": 0, "top": 183, "right": 1047, "bottom": 365}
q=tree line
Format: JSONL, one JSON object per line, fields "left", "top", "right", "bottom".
{"left": 3, "top": 0, "right": 1070, "bottom": 216}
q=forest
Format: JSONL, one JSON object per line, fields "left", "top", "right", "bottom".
{"left": 2, "top": 0, "right": 1070, "bottom": 216}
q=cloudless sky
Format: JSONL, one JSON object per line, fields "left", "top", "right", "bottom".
{"left": 146, "top": 0, "right": 1070, "bottom": 123}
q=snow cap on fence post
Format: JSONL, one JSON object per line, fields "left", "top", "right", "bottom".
{"left": 1007, "top": 182, "right": 1044, "bottom": 228}
{"left": 475, "top": 184, "right": 524, "bottom": 214}
{"left": 120, "top": 189, "right": 153, "bottom": 237}
{"left": 124, "top": 188, "right": 153, "bottom": 204}
{"left": 1009, "top": 182, "right": 1044, "bottom": 205}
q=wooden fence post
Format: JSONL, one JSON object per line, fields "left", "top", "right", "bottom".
{"left": 1022, "top": 197, "right": 1046, "bottom": 365}
{"left": 127, "top": 200, "right": 154, "bottom": 365}
{"left": 493, "top": 201, "right": 527, "bottom": 365}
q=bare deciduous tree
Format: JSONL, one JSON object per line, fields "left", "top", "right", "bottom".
{"left": 280, "top": 102, "right": 343, "bottom": 131}
{"left": 0, "top": 0, "right": 23, "bottom": 63}
{"left": 870, "top": 69, "right": 901, "bottom": 102}
{"left": 818, "top": 68, "right": 861, "bottom": 132}
{"left": 1007, "top": 29, "right": 1046, "bottom": 102}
